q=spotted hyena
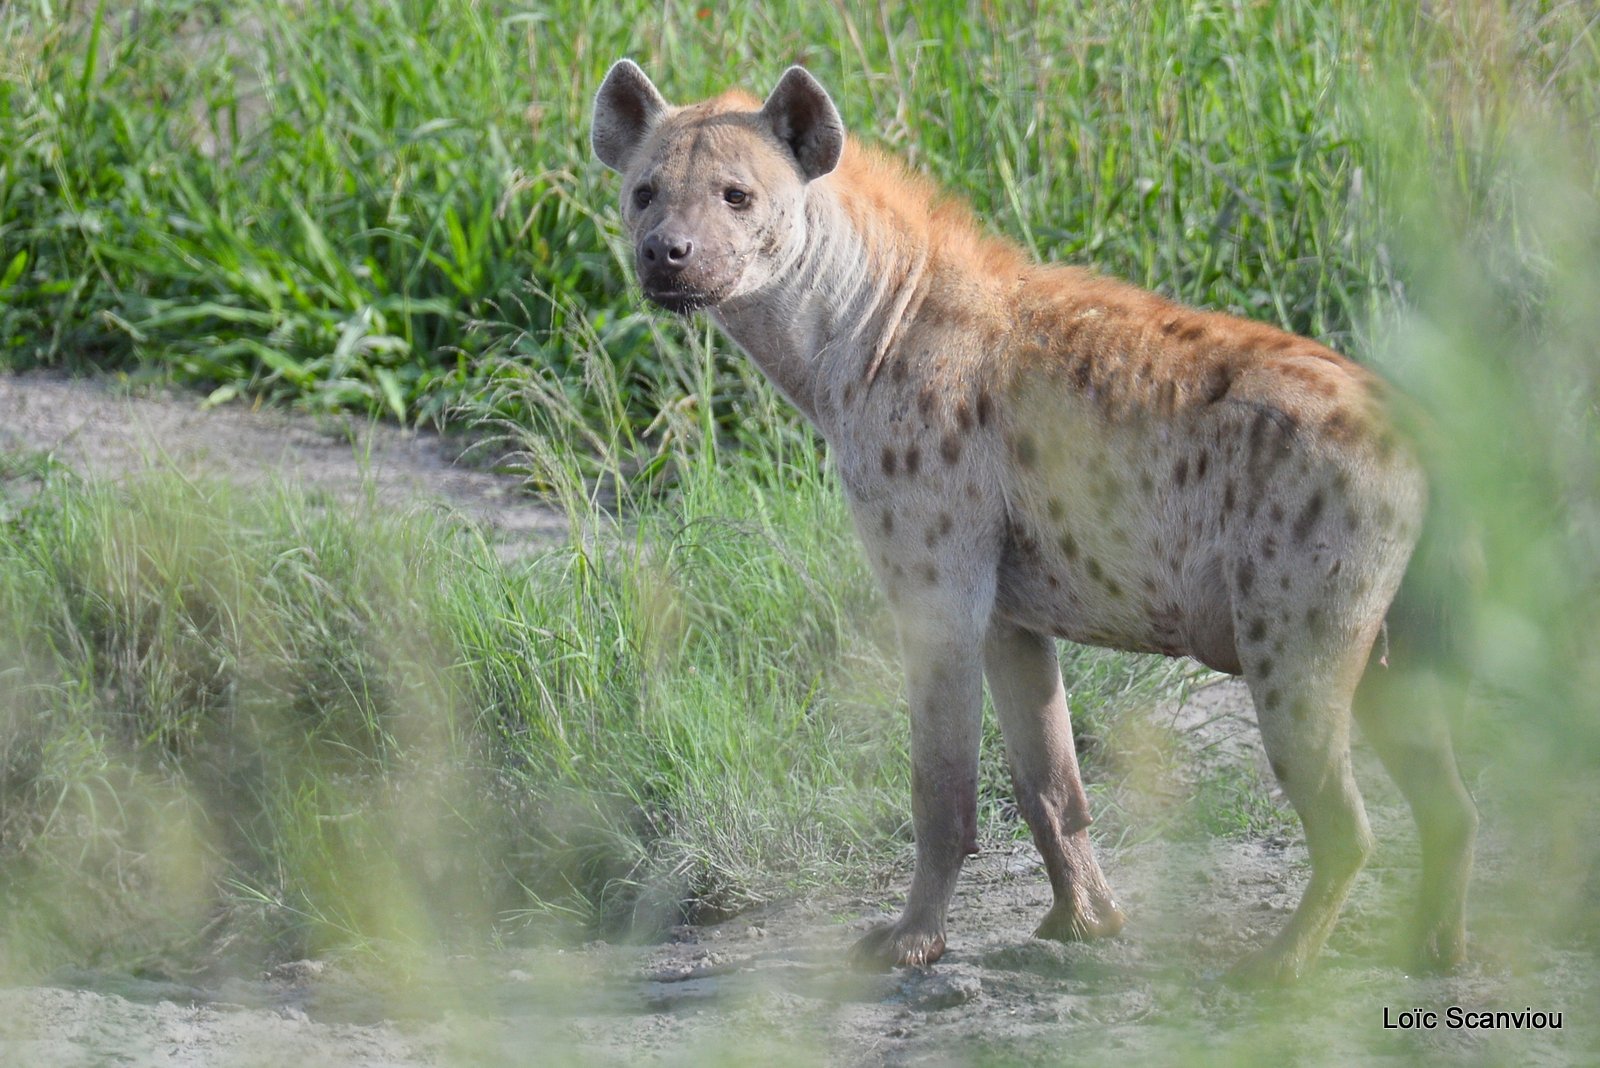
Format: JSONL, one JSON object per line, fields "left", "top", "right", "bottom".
{"left": 590, "top": 60, "right": 1476, "bottom": 983}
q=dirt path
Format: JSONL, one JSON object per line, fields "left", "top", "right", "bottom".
{"left": 0, "top": 371, "right": 565, "bottom": 551}
{"left": 1, "top": 372, "right": 1594, "bottom": 1065}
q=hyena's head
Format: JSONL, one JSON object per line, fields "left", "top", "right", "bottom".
{"left": 591, "top": 60, "right": 844, "bottom": 314}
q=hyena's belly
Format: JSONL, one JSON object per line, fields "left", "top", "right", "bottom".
{"left": 990, "top": 418, "right": 1241, "bottom": 670}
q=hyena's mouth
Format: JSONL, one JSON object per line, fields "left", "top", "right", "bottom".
{"left": 641, "top": 286, "right": 713, "bottom": 315}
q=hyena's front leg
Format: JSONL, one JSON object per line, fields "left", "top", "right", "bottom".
{"left": 983, "top": 621, "right": 1125, "bottom": 942}
{"left": 852, "top": 620, "right": 985, "bottom": 969}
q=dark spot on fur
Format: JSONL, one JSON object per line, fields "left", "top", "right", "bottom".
{"left": 1270, "top": 758, "right": 1288, "bottom": 782}
{"left": 891, "top": 360, "right": 908, "bottom": 384}
{"left": 1237, "top": 560, "right": 1256, "bottom": 596}
{"left": 1082, "top": 558, "right": 1122, "bottom": 597}
{"left": 976, "top": 388, "right": 994, "bottom": 427}
{"left": 1157, "top": 380, "right": 1178, "bottom": 412}
{"left": 1173, "top": 457, "right": 1190, "bottom": 488}
{"left": 1293, "top": 490, "right": 1326, "bottom": 544}
{"left": 940, "top": 432, "right": 962, "bottom": 465}
{"left": 921, "top": 563, "right": 939, "bottom": 585}
{"left": 1014, "top": 434, "right": 1038, "bottom": 469}
{"left": 954, "top": 398, "right": 974, "bottom": 432}
{"left": 891, "top": 562, "right": 905, "bottom": 580}
{"left": 1322, "top": 409, "right": 1357, "bottom": 443}
{"left": 1092, "top": 475, "right": 1124, "bottom": 513}
{"left": 1257, "top": 657, "right": 1274, "bottom": 679}
{"left": 1195, "top": 449, "right": 1210, "bottom": 481}
{"left": 1180, "top": 324, "right": 1205, "bottom": 342}
{"left": 1268, "top": 336, "right": 1296, "bottom": 352}
{"left": 881, "top": 446, "right": 897, "bottom": 477}
{"left": 1047, "top": 498, "right": 1065, "bottom": 522}
{"left": 1248, "top": 410, "right": 1275, "bottom": 462}
{"left": 1261, "top": 535, "right": 1278, "bottom": 560}
{"left": 1203, "top": 366, "right": 1233, "bottom": 404}
{"left": 1279, "top": 573, "right": 1291, "bottom": 591}
{"left": 1223, "top": 481, "right": 1236, "bottom": 514}
{"left": 905, "top": 445, "right": 922, "bottom": 476}
{"left": 1247, "top": 407, "right": 1299, "bottom": 471}
{"left": 1161, "top": 318, "right": 1182, "bottom": 335}
{"left": 1246, "top": 617, "right": 1268, "bottom": 643}
{"left": 917, "top": 386, "right": 937, "bottom": 419}
{"left": 880, "top": 510, "right": 894, "bottom": 535}
{"left": 1047, "top": 574, "right": 1060, "bottom": 589}
{"left": 1139, "top": 470, "right": 1155, "bottom": 495}
{"left": 1059, "top": 531, "right": 1080, "bottom": 560}
{"left": 1376, "top": 429, "right": 1399, "bottom": 462}
{"left": 1306, "top": 606, "right": 1328, "bottom": 639}
{"left": 843, "top": 383, "right": 856, "bottom": 405}
{"left": 1269, "top": 502, "right": 1285, "bottom": 524}
{"left": 966, "top": 480, "right": 980, "bottom": 499}
{"left": 1264, "top": 689, "right": 1282, "bottom": 713}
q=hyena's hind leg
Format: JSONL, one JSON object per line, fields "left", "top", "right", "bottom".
{"left": 1353, "top": 659, "right": 1477, "bottom": 973}
{"left": 1228, "top": 651, "right": 1376, "bottom": 985}
{"left": 983, "top": 620, "right": 1125, "bottom": 942}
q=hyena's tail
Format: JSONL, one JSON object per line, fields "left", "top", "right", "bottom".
{"left": 1368, "top": 499, "right": 1481, "bottom": 681}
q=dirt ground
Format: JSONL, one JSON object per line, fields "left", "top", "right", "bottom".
{"left": 0, "top": 371, "right": 566, "bottom": 552}
{"left": 1, "top": 371, "right": 1595, "bottom": 1066}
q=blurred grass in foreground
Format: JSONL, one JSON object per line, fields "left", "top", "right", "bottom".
{"left": 0, "top": 0, "right": 1597, "bottom": 1063}
{"left": 1362, "top": 11, "right": 1600, "bottom": 958}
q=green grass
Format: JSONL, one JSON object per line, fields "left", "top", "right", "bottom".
{"left": 4, "top": 0, "right": 1584, "bottom": 436}
{"left": 0, "top": 425, "right": 1179, "bottom": 976}
{"left": 0, "top": 438, "right": 843, "bottom": 970}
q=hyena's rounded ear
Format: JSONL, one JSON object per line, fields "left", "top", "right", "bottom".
{"left": 761, "top": 66, "right": 844, "bottom": 181}
{"left": 592, "top": 59, "right": 669, "bottom": 172}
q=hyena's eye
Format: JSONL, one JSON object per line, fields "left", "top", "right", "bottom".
{"left": 722, "top": 187, "right": 750, "bottom": 207}
{"left": 632, "top": 185, "right": 654, "bottom": 209}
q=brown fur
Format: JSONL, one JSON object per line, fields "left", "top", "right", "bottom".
{"left": 592, "top": 61, "right": 1477, "bottom": 983}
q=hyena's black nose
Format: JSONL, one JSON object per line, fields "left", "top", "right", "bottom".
{"left": 641, "top": 231, "right": 694, "bottom": 271}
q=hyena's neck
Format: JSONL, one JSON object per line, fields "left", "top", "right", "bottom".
{"left": 711, "top": 160, "right": 949, "bottom": 431}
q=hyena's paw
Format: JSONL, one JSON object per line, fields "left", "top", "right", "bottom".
{"left": 1033, "top": 895, "right": 1127, "bottom": 943}
{"left": 850, "top": 920, "right": 947, "bottom": 970}
{"left": 1223, "top": 943, "right": 1311, "bottom": 988}
{"left": 1411, "top": 923, "right": 1468, "bottom": 976}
